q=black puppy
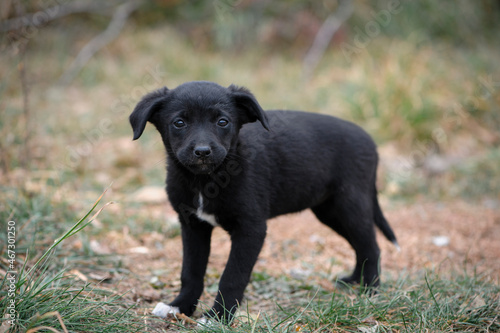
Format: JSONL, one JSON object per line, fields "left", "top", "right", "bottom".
{"left": 130, "top": 81, "right": 398, "bottom": 323}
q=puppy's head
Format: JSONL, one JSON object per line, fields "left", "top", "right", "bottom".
{"left": 130, "top": 81, "right": 269, "bottom": 174}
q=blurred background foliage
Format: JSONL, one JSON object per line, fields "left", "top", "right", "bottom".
{"left": 136, "top": 0, "right": 500, "bottom": 48}
{"left": 1, "top": 0, "right": 499, "bottom": 219}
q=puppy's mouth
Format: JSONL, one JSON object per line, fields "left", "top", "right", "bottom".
{"left": 189, "top": 161, "right": 217, "bottom": 174}
{"left": 181, "top": 158, "right": 222, "bottom": 174}
{"left": 176, "top": 147, "right": 227, "bottom": 174}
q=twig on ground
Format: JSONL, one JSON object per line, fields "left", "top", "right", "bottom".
{"left": 57, "top": 1, "right": 141, "bottom": 86}
{"left": 26, "top": 311, "right": 69, "bottom": 333}
{"left": 302, "top": 0, "right": 353, "bottom": 81}
{"left": 176, "top": 313, "right": 198, "bottom": 325}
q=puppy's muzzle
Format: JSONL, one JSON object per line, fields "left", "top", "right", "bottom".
{"left": 181, "top": 144, "right": 224, "bottom": 174}
{"left": 194, "top": 146, "right": 212, "bottom": 158}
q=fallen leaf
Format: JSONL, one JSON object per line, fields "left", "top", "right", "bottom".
{"left": 358, "top": 324, "right": 379, "bottom": 333}
{"left": 471, "top": 295, "right": 486, "bottom": 308}
{"left": 67, "top": 269, "right": 88, "bottom": 282}
{"left": 432, "top": 236, "right": 450, "bottom": 247}
{"left": 88, "top": 272, "right": 112, "bottom": 281}
{"left": 90, "top": 239, "right": 111, "bottom": 254}
{"left": 132, "top": 186, "right": 166, "bottom": 204}
{"left": 0, "top": 313, "right": 11, "bottom": 333}
{"left": 134, "top": 289, "right": 160, "bottom": 302}
{"left": 150, "top": 276, "right": 166, "bottom": 289}
{"left": 129, "top": 246, "right": 149, "bottom": 254}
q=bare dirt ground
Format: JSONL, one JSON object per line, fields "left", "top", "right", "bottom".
{"left": 98, "top": 199, "right": 500, "bottom": 324}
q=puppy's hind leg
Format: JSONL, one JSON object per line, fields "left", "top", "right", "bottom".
{"left": 312, "top": 193, "right": 381, "bottom": 288}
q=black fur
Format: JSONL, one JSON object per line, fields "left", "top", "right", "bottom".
{"left": 130, "top": 81, "right": 397, "bottom": 323}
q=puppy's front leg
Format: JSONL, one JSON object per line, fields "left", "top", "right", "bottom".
{"left": 169, "top": 219, "right": 213, "bottom": 316}
{"left": 207, "top": 222, "right": 267, "bottom": 323}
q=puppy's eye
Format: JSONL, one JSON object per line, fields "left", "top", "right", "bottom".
{"left": 173, "top": 120, "right": 186, "bottom": 128}
{"left": 217, "top": 118, "right": 229, "bottom": 127}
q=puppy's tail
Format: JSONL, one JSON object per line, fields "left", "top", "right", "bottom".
{"left": 373, "top": 189, "right": 400, "bottom": 251}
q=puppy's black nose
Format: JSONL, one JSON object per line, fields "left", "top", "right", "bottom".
{"left": 194, "top": 146, "right": 211, "bottom": 158}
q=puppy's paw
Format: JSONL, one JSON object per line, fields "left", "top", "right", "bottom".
{"left": 152, "top": 302, "right": 180, "bottom": 319}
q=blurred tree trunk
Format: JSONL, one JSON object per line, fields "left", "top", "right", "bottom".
{"left": 302, "top": 0, "right": 353, "bottom": 80}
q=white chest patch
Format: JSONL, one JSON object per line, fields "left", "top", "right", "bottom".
{"left": 196, "top": 193, "right": 219, "bottom": 227}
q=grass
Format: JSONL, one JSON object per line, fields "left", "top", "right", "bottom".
{"left": 2, "top": 202, "right": 499, "bottom": 333}
{"left": 175, "top": 270, "right": 500, "bottom": 332}
{"left": 0, "top": 191, "right": 156, "bottom": 332}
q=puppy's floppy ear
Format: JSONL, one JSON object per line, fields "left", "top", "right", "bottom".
{"left": 228, "top": 84, "right": 270, "bottom": 130}
{"left": 129, "top": 87, "right": 169, "bottom": 140}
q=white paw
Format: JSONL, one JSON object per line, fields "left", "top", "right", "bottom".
{"left": 152, "top": 302, "right": 180, "bottom": 318}
{"left": 197, "top": 317, "right": 218, "bottom": 328}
